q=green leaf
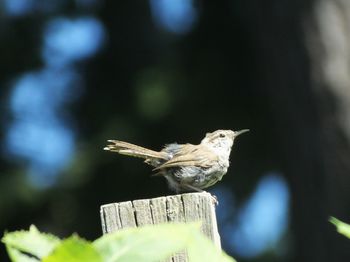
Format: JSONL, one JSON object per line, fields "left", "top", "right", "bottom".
{"left": 94, "top": 222, "right": 236, "bottom": 262}
{"left": 330, "top": 217, "right": 350, "bottom": 239}
{"left": 2, "top": 225, "right": 60, "bottom": 260}
{"left": 3, "top": 223, "right": 236, "bottom": 262}
{"left": 43, "top": 235, "right": 102, "bottom": 262}
{"left": 187, "top": 230, "right": 236, "bottom": 262}
{"left": 6, "top": 245, "right": 39, "bottom": 262}
{"left": 93, "top": 223, "right": 199, "bottom": 262}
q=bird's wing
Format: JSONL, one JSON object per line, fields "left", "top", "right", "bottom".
{"left": 153, "top": 144, "right": 217, "bottom": 170}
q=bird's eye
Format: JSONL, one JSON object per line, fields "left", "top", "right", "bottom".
{"left": 219, "top": 133, "right": 225, "bottom": 138}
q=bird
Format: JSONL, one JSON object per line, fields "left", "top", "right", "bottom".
{"left": 104, "top": 129, "right": 249, "bottom": 193}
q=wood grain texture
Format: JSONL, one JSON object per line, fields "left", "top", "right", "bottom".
{"left": 100, "top": 192, "right": 221, "bottom": 261}
{"left": 118, "top": 201, "right": 136, "bottom": 228}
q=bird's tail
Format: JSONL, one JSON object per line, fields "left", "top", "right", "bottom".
{"left": 104, "top": 140, "right": 169, "bottom": 165}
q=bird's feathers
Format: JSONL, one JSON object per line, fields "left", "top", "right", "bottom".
{"left": 104, "top": 140, "right": 168, "bottom": 161}
{"left": 105, "top": 140, "right": 218, "bottom": 171}
{"left": 154, "top": 144, "right": 218, "bottom": 170}
{"left": 104, "top": 129, "right": 248, "bottom": 192}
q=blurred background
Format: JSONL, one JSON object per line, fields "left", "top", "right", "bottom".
{"left": 1, "top": 0, "right": 350, "bottom": 261}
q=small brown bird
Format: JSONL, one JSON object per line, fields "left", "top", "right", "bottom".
{"left": 104, "top": 129, "right": 248, "bottom": 193}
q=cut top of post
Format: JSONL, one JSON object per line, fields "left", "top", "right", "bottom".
{"left": 100, "top": 192, "right": 221, "bottom": 248}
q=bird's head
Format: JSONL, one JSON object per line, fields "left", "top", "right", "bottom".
{"left": 201, "top": 129, "right": 249, "bottom": 155}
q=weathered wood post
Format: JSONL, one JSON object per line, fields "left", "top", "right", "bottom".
{"left": 100, "top": 192, "right": 221, "bottom": 261}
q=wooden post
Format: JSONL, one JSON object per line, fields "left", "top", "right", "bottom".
{"left": 100, "top": 192, "right": 221, "bottom": 261}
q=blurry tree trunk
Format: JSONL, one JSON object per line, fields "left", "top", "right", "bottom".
{"left": 250, "top": 0, "right": 350, "bottom": 261}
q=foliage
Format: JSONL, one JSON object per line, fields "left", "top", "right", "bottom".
{"left": 330, "top": 217, "right": 350, "bottom": 239}
{"left": 2, "top": 223, "right": 236, "bottom": 262}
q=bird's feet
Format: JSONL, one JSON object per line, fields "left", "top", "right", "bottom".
{"left": 210, "top": 194, "right": 219, "bottom": 205}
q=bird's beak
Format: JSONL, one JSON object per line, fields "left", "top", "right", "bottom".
{"left": 234, "top": 129, "right": 249, "bottom": 137}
